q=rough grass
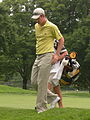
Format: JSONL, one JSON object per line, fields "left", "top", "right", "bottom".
{"left": 0, "top": 107, "right": 90, "bottom": 120}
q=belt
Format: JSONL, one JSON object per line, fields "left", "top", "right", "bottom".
{"left": 37, "top": 52, "right": 53, "bottom": 56}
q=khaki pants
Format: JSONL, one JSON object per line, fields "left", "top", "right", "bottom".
{"left": 31, "top": 53, "right": 53, "bottom": 111}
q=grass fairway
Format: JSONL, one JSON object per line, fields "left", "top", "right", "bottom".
{"left": 63, "top": 91, "right": 90, "bottom": 109}
{"left": 0, "top": 92, "right": 90, "bottom": 109}
{"left": 0, "top": 85, "right": 90, "bottom": 120}
{"left": 0, "top": 94, "right": 36, "bottom": 109}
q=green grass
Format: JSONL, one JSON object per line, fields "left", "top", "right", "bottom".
{"left": 0, "top": 85, "right": 36, "bottom": 94}
{"left": 0, "top": 107, "right": 90, "bottom": 120}
{"left": 0, "top": 85, "right": 90, "bottom": 120}
{"left": 62, "top": 91, "right": 90, "bottom": 109}
{"left": 0, "top": 85, "right": 36, "bottom": 109}
{"left": 0, "top": 94, "right": 36, "bottom": 109}
{"left": 0, "top": 91, "right": 89, "bottom": 109}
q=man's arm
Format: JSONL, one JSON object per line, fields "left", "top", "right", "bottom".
{"left": 51, "top": 37, "right": 64, "bottom": 64}
{"left": 58, "top": 51, "right": 68, "bottom": 60}
{"left": 56, "top": 37, "right": 64, "bottom": 55}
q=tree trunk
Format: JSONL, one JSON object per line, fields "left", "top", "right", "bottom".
{"left": 89, "top": 87, "right": 90, "bottom": 94}
{"left": 23, "top": 78, "right": 27, "bottom": 89}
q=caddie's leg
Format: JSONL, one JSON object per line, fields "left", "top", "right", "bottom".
{"left": 48, "top": 82, "right": 52, "bottom": 90}
{"left": 47, "top": 89, "right": 58, "bottom": 104}
{"left": 53, "top": 85, "right": 63, "bottom": 108}
{"left": 48, "top": 73, "right": 63, "bottom": 108}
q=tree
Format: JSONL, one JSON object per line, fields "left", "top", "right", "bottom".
{"left": 64, "top": 15, "right": 90, "bottom": 91}
{"left": 0, "top": 0, "right": 36, "bottom": 89}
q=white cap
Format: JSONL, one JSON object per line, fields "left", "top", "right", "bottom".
{"left": 32, "top": 8, "right": 45, "bottom": 19}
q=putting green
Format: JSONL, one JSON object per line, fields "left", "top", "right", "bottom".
{"left": 63, "top": 96, "right": 90, "bottom": 109}
{"left": 0, "top": 94, "right": 36, "bottom": 109}
{"left": 0, "top": 93, "right": 90, "bottom": 109}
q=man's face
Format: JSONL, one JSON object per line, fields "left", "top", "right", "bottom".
{"left": 35, "top": 16, "right": 42, "bottom": 24}
{"left": 35, "top": 15, "right": 44, "bottom": 25}
{"left": 35, "top": 17, "right": 41, "bottom": 24}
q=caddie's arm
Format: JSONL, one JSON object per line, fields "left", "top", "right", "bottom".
{"left": 51, "top": 37, "right": 64, "bottom": 64}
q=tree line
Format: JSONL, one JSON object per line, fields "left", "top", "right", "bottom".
{"left": 0, "top": 0, "right": 90, "bottom": 91}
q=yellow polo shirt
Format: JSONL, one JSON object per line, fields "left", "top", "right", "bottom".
{"left": 35, "top": 20, "right": 63, "bottom": 54}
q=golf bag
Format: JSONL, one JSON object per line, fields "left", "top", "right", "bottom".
{"left": 60, "top": 52, "right": 80, "bottom": 85}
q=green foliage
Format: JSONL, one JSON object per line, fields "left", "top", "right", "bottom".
{"left": 0, "top": 0, "right": 36, "bottom": 89}
{"left": 64, "top": 15, "right": 90, "bottom": 90}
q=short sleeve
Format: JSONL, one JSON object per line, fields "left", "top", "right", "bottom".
{"left": 52, "top": 25, "right": 63, "bottom": 40}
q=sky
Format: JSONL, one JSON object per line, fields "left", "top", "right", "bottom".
{"left": 0, "top": 0, "right": 2, "bottom": 2}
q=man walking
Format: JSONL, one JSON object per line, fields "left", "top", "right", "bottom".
{"left": 31, "top": 8, "right": 64, "bottom": 113}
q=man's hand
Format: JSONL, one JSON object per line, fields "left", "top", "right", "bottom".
{"left": 51, "top": 54, "right": 59, "bottom": 64}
